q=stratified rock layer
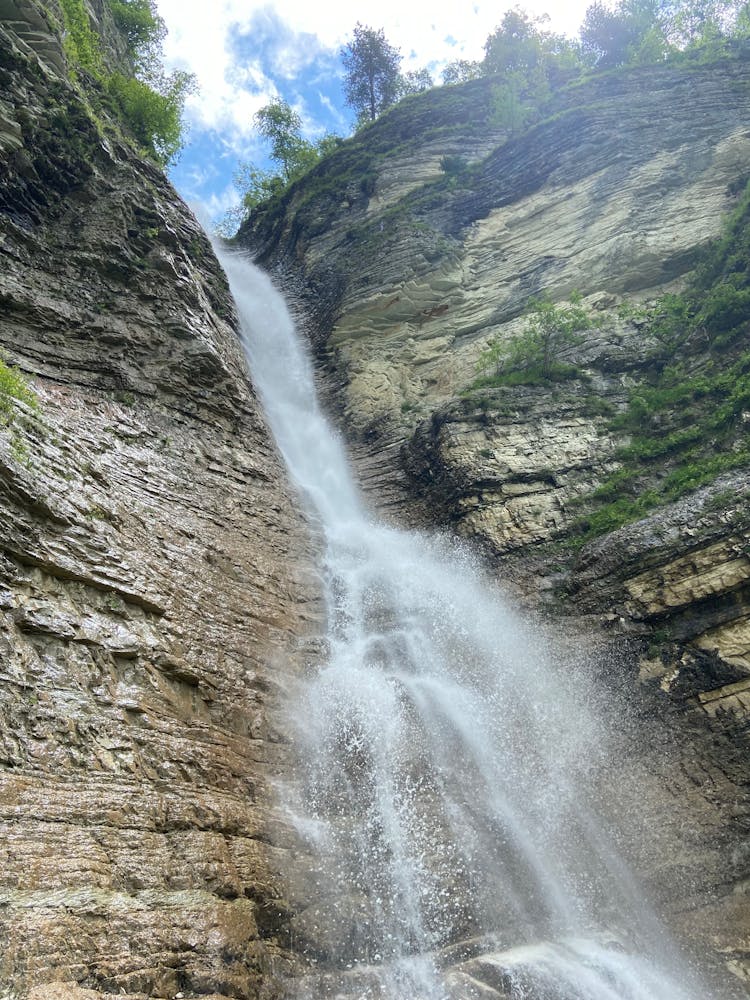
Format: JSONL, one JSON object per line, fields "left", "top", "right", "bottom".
{"left": 240, "top": 56, "right": 750, "bottom": 988}
{"left": 0, "top": 4, "right": 318, "bottom": 997}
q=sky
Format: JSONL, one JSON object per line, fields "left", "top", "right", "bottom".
{"left": 154, "top": 0, "right": 592, "bottom": 227}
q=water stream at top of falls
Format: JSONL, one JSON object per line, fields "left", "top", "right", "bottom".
{"left": 218, "top": 247, "right": 707, "bottom": 1000}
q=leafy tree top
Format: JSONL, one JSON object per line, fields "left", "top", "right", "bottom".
{"left": 342, "top": 23, "right": 402, "bottom": 124}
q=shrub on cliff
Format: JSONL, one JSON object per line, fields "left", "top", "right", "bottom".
{"left": 475, "top": 293, "right": 592, "bottom": 386}
{"left": 57, "top": 0, "right": 193, "bottom": 167}
{"left": 108, "top": 69, "right": 194, "bottom": 166}
{"left": 108, "top": 0, "right": 164, "bottom": 60}
{"left": 0, "top": 358, "right": 39, "bottom": 462}
{"left": 105, "top": 0, "right": 195, "bottom": 166}
{"left": 0, "top": 360, "right": 36, "bottom": 423}
{"left": 58, "top": 0, "right": 101, "bottom": 73}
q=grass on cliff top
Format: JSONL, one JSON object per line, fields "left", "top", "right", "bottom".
{"left": 571, "top": 177, "right": 750, "bottom": 544}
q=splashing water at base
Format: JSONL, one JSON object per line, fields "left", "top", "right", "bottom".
{"left": 218, "top": 248, "right": 709, "bottom": 1000}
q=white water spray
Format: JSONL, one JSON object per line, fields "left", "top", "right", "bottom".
{"left": 219, "top": 248, "right": 705, "bottom": 1000}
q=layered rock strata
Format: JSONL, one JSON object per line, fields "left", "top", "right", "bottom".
{"left": 240, "top": 56, "right": 750, "bottom": 987}
{"left": 0, "top": 4, "right": 318, "bottom": 997}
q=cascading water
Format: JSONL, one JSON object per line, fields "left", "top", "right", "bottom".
{"left": 218, "top": 247, "right": 707, "bottom": 1000}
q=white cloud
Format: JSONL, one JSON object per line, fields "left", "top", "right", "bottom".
{"left": 156, "top": 0, "right": 275, "bottom": 136}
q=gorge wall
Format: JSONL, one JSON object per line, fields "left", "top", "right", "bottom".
{"left": 240, "top": 56, "right": 750, "bottom": 992}
{"left": 2, "top": 0, "right": 750, "bottom": 995}
{"left": 0, "top": 3, "right": 320, "bottom": 998}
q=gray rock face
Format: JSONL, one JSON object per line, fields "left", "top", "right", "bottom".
{"left": 239, "top": 56, "right": 750, "bottom": 988}
{"left": 0, "top": 4, "right": 320, "bottom": 998}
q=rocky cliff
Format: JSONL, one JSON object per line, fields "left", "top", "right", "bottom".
{"left": 2, "top": 0, "right": 750, "bottom": 993}
{"left": 0, "top": 3, "right": 320, "bottom": 998}
{"left": 240, "top": 57, "right": 750, "bottom": 990}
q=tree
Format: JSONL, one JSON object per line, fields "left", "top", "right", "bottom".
{"left": 219, "top": 102, "right": 342, "bottom": 235}
{"left": 580, "top": 0, "right": 669, "bottom": 67}
{"left": 108, "top": 67, "right": 195, "bottom": 166}
{"left": 341, "top": 23, "right": 402, "bottom": 124}
{"left": 667, "top": 0, "right": 744, "bottom": 49}
{"left": 108, "top": 0, "right": 165, "bottom": 67}
{"left": 442, "top": 59, "right": 483, "bottom": 84}
{"left": 483, "top": 7, "right": 549, "bottom": 75}
{"left": 477, "top": 293, "right": 591, "bottom": 382}
{"left": 254, "top": 100, "right": 317, "bottom": 183}
{"left": 483, "top": 8, "right": 584, "bottom": 107}
{"left": 399, "top": 67, "right": 433, "bottom": 96}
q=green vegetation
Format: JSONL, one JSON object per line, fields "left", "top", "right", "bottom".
{"left": 0, "top": 359, "right": 37, "bottom": 423}
{"left": 473, "top": 293, "right": 592, "bottom": 388}
{"left": 580, "top": 0, "right": 748, "bottom": 67}
{"left": 59, "top": 0, "right": 102, "bottom": 73}
{"left": 442, "top": 59, "right": 484, "bottom": 85}
{"left": 573, "top": 178, "right": 750, "bottom": 542}
{"left": 439, "top": 154, "right": 469, "bottom": 175}
{"left": 0, "top": 359, "right": 39, "bottom": 462}
{"left": 220, "top": 100, "right": 344, "bottom": 234}
{"left": 108, "top": 0, "right": 164, "bottom": 58}
{"left": 341, "top": 23, "right": 404, "bottom": 125}
{"left": 107, "top": 69, "right": 194, "bottom": 166}
{"left": 56, "top": 0, "right": 193, "bottom": 166}
{"left": 228, "top": 0, "right": 750, "bottom": 236}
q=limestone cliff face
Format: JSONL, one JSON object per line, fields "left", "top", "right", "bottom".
{"left": 0, "top": 4, "right": 318, "bottom": 998}
{"left": 240, "top": 57, "right": 750, "bottom": 987}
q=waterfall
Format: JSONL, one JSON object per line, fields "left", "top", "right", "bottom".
{"left": 218, "top": 248, "right": 705, "bottom": 1000}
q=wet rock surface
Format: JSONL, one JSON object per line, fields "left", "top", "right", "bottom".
{"left": 0, "top": 4, "right": 320, "bottom": 998}
{"left": 239, "top": 56, "right": 750, "bottom": 989}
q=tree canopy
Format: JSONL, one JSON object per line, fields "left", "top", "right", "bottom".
{"left": 220, "top": 99, "right": 343, "bottom": 234}
{"left": 342, "top": 23, "right": 403, "bottom": 124}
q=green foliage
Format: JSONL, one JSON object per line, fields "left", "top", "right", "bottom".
{"left": 258, "top": 102, "right": 341, "bottom": 184}
{"left": 580, "top": 0, "right": 667, "bottom": 67}
{"left": 490, "top": 75, "right": 536, "bottom": 130}
{"left": 0, "top": 358, "right": 39, "bottom": 462}
{"left": 220, "top": 100, "right": 343, "bottom": 235}
{"left": 580, "top": 0, "right": 749, "bottom": 68}
{"left": 572, "top": 178, "right": 750, "bottom": 542}
{"left": 0, "top": 359, "right": 37, "bottom": 423}
{"left": 107, "top": 69, "right": 193, "bottom": 165}
{"left": 399, "top": 68, "right": 434, "bottom": 96}
{"left": 56, "top": 0, "right": 192, "bottom": 167}
{"left": 107, "top": 0, "right": 164, "bottom": 61}
{"left": 483, "top": 8, "right": 584, "bottom": 92}
{"left": 442, "top": 0, "right": 750, "bottom": 113}
{"left": 627, "top": 177, "right": 750, "bottom": 351}
{"left": 59, "top": 0, "right": 101, "bottom": 73}
{"left": 439, "top": 154, "right": 468, "bottom": 175}
{"left": 442, "top": 59, "right": 483, "bottom": 84}
{"left": 342, "top": 23, "right": 402, "bottom": 124}
{"left": 476, "top": 293, "right": 592, "bottom": 386}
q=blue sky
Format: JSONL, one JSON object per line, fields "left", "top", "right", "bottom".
{"left": 155, "top": 0, "right": 591, "bottom": 228}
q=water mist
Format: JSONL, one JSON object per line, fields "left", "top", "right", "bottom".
{"left": 218, "top": 247, "right": 710, "bottom": 1000}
